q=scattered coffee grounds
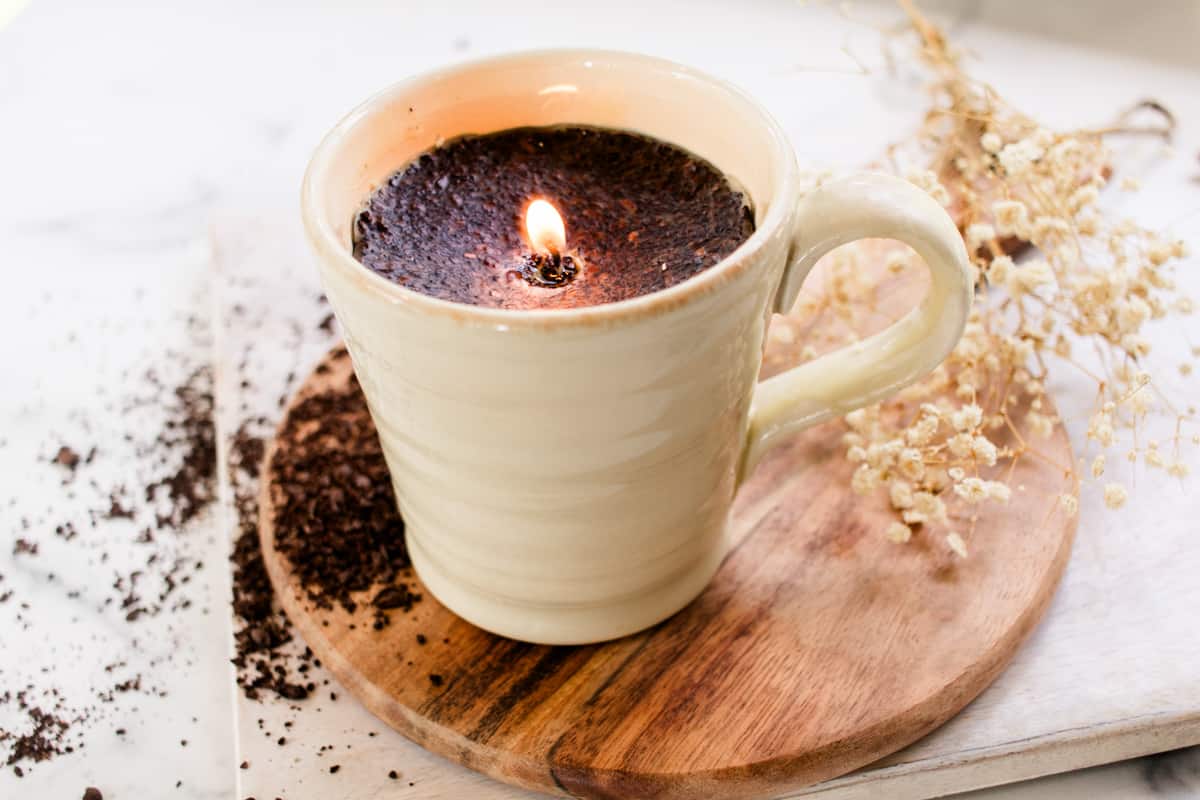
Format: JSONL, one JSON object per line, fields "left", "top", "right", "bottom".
{"left": 53, "top": 445, "right": 81, "bottom": 473}
{"left": 354, "top": 126, "right": 755, "bottom": 309}
{"left": 372, "top": 584, "right": 421, "bottom": 614}
{"left": 265, "top": 352, "right": 416, "bottom": 618}
{"left": 0, "top": 345, "right": 219, "bottom": 775}
{"left": 141, "top": 366, "right": 217, "bottom": 530}
{"left": 82, "top": 787, "right": 103, "bottom": 800}
{"left": 12, "top": 538, "right": 39, "bottom": 556}
{"left": 224, "top": 296, "right": 338, "bottom": 706}
{"left": 1, "top": 689, "right": 75, "bottom": 770}
{"left": 229, "top": 419, "right": 316, "bottom": 701}
{"left": 103, "top": 497, "right": 135, "bottom": 520}
{"left": 222, "top": 269, "right": 430, "bottom": 792}
{"left": 228, "top": 343, "right": 423, "bottom": 719}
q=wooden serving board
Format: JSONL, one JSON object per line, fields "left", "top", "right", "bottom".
{"left": 258, "top": 339, "right": 1077, "bottom": 800}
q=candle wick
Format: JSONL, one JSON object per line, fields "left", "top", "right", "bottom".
{"left": 521, "top": 251, "right": 578, "bottom": 288}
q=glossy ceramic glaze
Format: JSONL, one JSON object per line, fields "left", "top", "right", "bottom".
{"left": 302, "top": 50, "right": 972, "bottom": 644}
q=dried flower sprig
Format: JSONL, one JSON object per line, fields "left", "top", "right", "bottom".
{"left": 769, "top": 1, "right": 1195, "bottom": 557}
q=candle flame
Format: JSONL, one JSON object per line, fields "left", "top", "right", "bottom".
{"left": 525, "top": 199, "right": 566, "bottom": 256}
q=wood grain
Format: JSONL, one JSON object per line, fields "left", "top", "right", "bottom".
{"left": 259, "top": 332, "right": 1077, "bottom": 800}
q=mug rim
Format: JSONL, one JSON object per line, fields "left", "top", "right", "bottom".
{"left": 301, "top": 48, "right": 799, "bottom": 329}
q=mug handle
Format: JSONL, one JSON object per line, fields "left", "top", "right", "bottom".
{"left": 739, "top": 172, "right": 974, "bottom": 481}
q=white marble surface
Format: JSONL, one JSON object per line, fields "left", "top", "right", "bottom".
{"left": 1, "top": 3, "right": 238, "bottom": 798}
{"left": 2, "top": 0, "right": 1199, "bottom": 798}
{"left": 0, "top": 264, "right": 236, "bottom": 799}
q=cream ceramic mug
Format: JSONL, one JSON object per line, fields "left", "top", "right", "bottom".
{"left": 302, "top": 50, "right": 972, "bottom": 645}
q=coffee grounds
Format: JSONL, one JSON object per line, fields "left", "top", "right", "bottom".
{"left": 83, "top": 788, "right": 103, "bottom": 800}
{"left": 13, "top": 538, "right": 39, "bottom": 556}
{"left": 229, "top": 419, "right": 313, "bottom": 702}
{"left": 354, "top": 126, "right": 755, "bottom": 310}
{"left": 228, "top": 346, "right": 422, "bottom": 703}
{"left": 1, "top": 356, "right": 218, "bottom": 774}
{"left": 265, "top": 352, "right": 415, "bottom": 618}
{"left": 372, "top": 584, "right": 420, "bottom": 613}
{"left": 0, "top": 687, "right": 83, "bottom": 775}
{"left": 53, "top": 446, "right": 81, "bottom": 473}
{"left": 142, "top": 366, "right": 217, "bottom": 530}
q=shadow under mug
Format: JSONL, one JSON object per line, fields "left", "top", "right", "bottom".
{"left": 301, "top": 50, "right": 973, "bottom": 645}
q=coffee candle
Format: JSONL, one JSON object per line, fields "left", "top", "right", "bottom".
{"left": 353, "top": 126, "right": 754, "bottom": 310}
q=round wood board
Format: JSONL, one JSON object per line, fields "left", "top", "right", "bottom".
{"left": 259, "top": 258, "right": 1077, "bottom": 800}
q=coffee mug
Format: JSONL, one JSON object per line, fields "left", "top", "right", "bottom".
{"left": 302, "top": 50, "right": 972, "bottom": 644}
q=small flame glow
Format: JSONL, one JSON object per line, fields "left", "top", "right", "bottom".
{"left": 525, "top": 199, "right": 566, "bottom": 256}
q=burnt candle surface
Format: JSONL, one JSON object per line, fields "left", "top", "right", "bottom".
{"left": 353, "top": 126, "right": 755, "bottom": 310}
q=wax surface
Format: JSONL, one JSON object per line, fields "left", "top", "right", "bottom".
{"left": 353, "top": 126, "right": 754, "bottom": 309}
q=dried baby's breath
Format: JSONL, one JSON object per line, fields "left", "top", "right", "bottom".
{"left": 886, "top": 521, "right": 913, "bottom": 543}
{"left": 775, "top": 1, "right": 1195, "bottom": 552}
{"left": 1103, "top": 483, "right": 1129, "bottom": 510}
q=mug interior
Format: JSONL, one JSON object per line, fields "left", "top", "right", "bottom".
{"left": 303, "top": 49, "right": 796, "bottom": 318}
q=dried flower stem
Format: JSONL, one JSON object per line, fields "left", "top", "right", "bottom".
{"left": 774, "top": 0, "right": 1196, "bottom": 557}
